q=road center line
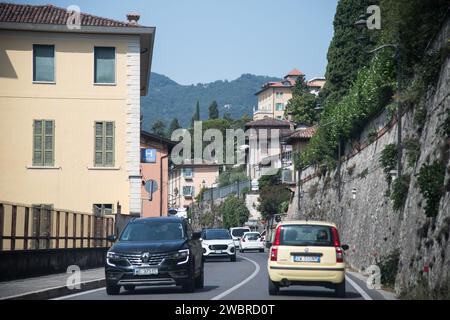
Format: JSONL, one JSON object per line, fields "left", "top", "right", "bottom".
{"left": 345, "top": 274, "right": 372, "bottom": 301}
{"left": 210, "top": 255, "right": 260, "bottom": 300}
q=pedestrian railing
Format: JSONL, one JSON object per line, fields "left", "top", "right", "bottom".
{"left": 0, "top": 201, "right": 114, "bottom": 251}
{"left": 201, "top": 180, "right": 250, "bottom": 201}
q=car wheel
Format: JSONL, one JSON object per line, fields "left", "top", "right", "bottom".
{"left": 123, "top": 285, "right": 135, "bottom": 291}
{"left": 106, "top": 283, "right": 120, "bottom": 295}
{"left": 334, "top": 281, "right": 346, "bottom": 298}
{"left": 195, "top": 262, "right": 204, "bottom": 289}
{"left": 268, "top": 279, "right": 279, "bottom": 296}
{"left": 230, "top": 254, "right": 236, "bottom": 262}
{"left": 182, "top": 263, "right": 196, "bottom": 293}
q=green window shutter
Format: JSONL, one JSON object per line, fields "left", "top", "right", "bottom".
{"left": 44, "top": 120, "right": 54, "bottom": 166}
{"left": 33, "top": 120, "right": 43, "bottom": 166}
{"left": 94, "top": 121, "right": 114, "bottom": 167}
{"left": 94, "top": 122, "right": 104, "bottom": 166}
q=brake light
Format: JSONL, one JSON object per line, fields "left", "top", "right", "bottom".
{"left": 270, "top": 247, "right": 278, "bottom": 261}
{"left": 273, "top": 226, "right": 281, "bottom": 246}
{"left": 336, "top": 247, "right": 344, "bottom": 263}
{"left": 331, "top": 227, "right": 341, "bottom": 247}
{"left": 331, "top": 227, "right": 344, "bottom": 263}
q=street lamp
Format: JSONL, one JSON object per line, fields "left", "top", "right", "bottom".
{"left": 354, "top": 14, "right": 403, "bottom": 177}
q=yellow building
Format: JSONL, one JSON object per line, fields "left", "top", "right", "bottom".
{"left": 252, "top": 69, "right": 326, "bottom": 121}
{"left": 0, "top": 4, "right": 155, "bottom": 217}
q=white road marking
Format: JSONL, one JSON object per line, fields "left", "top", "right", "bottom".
{"left": 210, "top": 255, "right": 260, "bottom": 300}
{"left": 51, "top": 287, "right": 106, "bottom": 300}
{"left": 345, "top": 274, "right": 372, "bottom": 300}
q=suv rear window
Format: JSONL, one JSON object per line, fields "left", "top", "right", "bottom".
{"left": 279, "top": 225, "right": 333, "bottom": 247}
{"left": 231, "top": 228, "right": 250, "bottom": 237}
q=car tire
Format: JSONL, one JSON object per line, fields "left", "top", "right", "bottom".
{"left": 195, "top": 262, "right": 205, "bottom": 289}
{"left": 123, "top": 285, "right": 135, "bottom": 291}
{"left": 106, "top": 283, "right": 120, "bottom": 295}
{"left": 268, "top": 279, "right": 279, "bottom": 296}
{"left": 182, "top": 263, "right": 196, "bottom": 293}
{"left": 230, "top": 254, "right": 236, "bottom": 262}
{"left": 334, "top": 281, "right": 346, "bottom": 298}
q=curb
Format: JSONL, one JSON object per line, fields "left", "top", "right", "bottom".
{"left": 1, "top": 278, "right": 105, "bottom": 300}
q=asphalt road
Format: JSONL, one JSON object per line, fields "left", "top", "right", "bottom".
{"left": 58, "top": 251, "right": 387, "bottom": 300}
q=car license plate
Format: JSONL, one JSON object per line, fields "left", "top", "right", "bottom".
{"left": 293, "top": 256, "right": 320, "bottom": 263}
{"left": 134, "top": 268, "right": 158, "bottom": 276}
{"left": 215, "top": 250, "right": 223, "bottom": 254}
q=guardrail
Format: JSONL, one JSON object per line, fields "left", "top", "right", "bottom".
{"left": 201, "top": 180, "right": 250, "bottom": 201}
{"left": 0, "top": 201, "right": 114, "bottom": 251}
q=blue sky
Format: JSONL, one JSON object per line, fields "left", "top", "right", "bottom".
{"left": 8, "top": 0, "right": 338, "bottom": 84}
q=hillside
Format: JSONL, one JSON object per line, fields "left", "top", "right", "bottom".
{"left": 141, "top": 73, "right": 281, "bottom": 130}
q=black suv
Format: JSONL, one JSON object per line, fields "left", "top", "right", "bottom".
{"left": 105, "top": 216, "right": 204, "bottom": 295}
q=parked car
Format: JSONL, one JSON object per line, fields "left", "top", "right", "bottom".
{"left": 201, "top": 228, "right": 236, "bottom": 262}
{"left": 267, "top": 220, "right": 349, "bottom": 298}
{"left": 229, "top": 227, "right": 251, "bottom": 248}
{"left": 239, "top": 232, "right": 265, "bottom": 253}
{"left": 105, "top": 216, "right": 204, "bottom": 295}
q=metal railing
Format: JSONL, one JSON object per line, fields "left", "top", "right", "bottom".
{"left": 201, "top": 180, "right": 250, "bottom": 201}
{"left": 0, "top": 201, "right": 114, "bottom": 251}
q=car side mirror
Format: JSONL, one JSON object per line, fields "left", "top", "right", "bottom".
{"left": 266, "top": 241, "right": 272, "bottom": 249}
{"left": 342, "top": 244, "right": 349, "bottom": 251}
{"left": 106, "top": 234, "right": 117, "bottom": 242}
{"left": 192, "top": 232, "right": 202, "bottom": 240}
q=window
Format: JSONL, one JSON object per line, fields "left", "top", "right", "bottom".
{"left": 276, "top": 103, "right": 284, "bottom": 111}
{"left": 183, "top": 168, "right": 193, "bottom": 179}
{"left": 276, "top": 92, "right": 283, "bottom": 99}
{"left": 182, "top": 186, "right": 194, "bottom": 197}
{"left": 94, "top": 47, "right": 115, "bottom": 84}
{"left": 279, "top": 225, "right": 334, "bottom": 247}
{"left": 93, "top": 204, "right": 114, "bottom": 216}
{"left": 33, "top": 120, "right": 54, "bottom": 166}
{"left": 33, "top": 45, "right": 55, "bottom": 82}
{"left": 94, "top": 121, "right": 115, "bottom": 167}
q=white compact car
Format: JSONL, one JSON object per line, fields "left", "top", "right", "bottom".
{"left": 239, "top": 232, "right": 265, "bottom": 252}
{"left": 201, "top": 229, "right": 236, "bottom": 262}
{"left": 230, "top": 227, "right": 251, "bottom": 248}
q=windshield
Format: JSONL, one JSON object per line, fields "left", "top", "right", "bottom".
{"left": 279, "top": 225, "right": 333, "bottom": 247}
{"left": 231, "top": 228, "right": 250, "bottom": 238}
{"left": 120, "top": 222, "right": 185, "bottom": 241}
{"left": 202, "top": 229, "right": 231, "bottom": 240}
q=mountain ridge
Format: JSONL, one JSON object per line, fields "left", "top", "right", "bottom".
{"left": 141, "top": 72, "right": 281, "bottom": 130}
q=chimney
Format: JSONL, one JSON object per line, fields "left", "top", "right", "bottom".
{"left": 126, "top": 13, "right": 140, "bottom": 26}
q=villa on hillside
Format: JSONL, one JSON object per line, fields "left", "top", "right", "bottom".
{"left": 252, "top": 69, "right": 326, "bottom": 121}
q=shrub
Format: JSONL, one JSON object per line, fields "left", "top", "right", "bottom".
{"left": 357, "top": 168, "right": 369, "bottom": 179}
{"left": 376, "top": 249, "right": 400, "bottom": 288}
{"left": 219, "top": 195, "right": 250, "bottom": 229}
{"left": 403, "top": 138, "right": 421, "bottom": 168}
{"left": 418, "top": 161, "right": 446, "bottom": 217}
{"left": 390, "top": 174, "right": 411, "bottom": 211}
{"left": 379, "top": 144, "right": 398, "bottom": 183}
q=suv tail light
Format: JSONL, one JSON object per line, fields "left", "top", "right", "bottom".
{"left": 270, "top": 247, "right": 278, "bottom": 261}
{"left": 331, "top": 227, "right": 344, "bottom": 263}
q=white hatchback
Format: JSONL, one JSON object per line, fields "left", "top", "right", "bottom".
{"left": 239, "top": 232, "right": 265, "bottom": 253}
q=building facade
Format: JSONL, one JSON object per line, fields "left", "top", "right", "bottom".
{"left": 168, "top": 163, "right": 220, "bottom": 210}
{"left": 252, "top": 69, "right": 326, "bottom": 121}
{"left": 0, "top": 4, "right": 155, "bottom": 216}
{"left": 140, "top": 131, "right": 174, "bottom": 218}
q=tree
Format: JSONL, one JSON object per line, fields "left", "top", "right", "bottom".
{"left": 257, "top": 184, "right": 290, "bottom": 220}
{"left": 191, "top": 101, "right": 200, "bottom": 127}
{"left": 219, "top": 195, "right": 250, "bottom": 229}
{"left": 320, "top": 0, "right": 375, "bottom": 107}
{"left": 168, "top": 118, "right": 181, "bottom": 137}
{"left": 285, "top": 75, "right": 319, "bottom": 125}
{"left": 151, "top": 119, "right": 166, "bottom": 137}
{"left": 208, "top": 100, "right": 219, "bottom": 119}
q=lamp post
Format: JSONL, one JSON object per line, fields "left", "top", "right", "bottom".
{"left": 354, "top": 14, "right": 403, "bottom": 177}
